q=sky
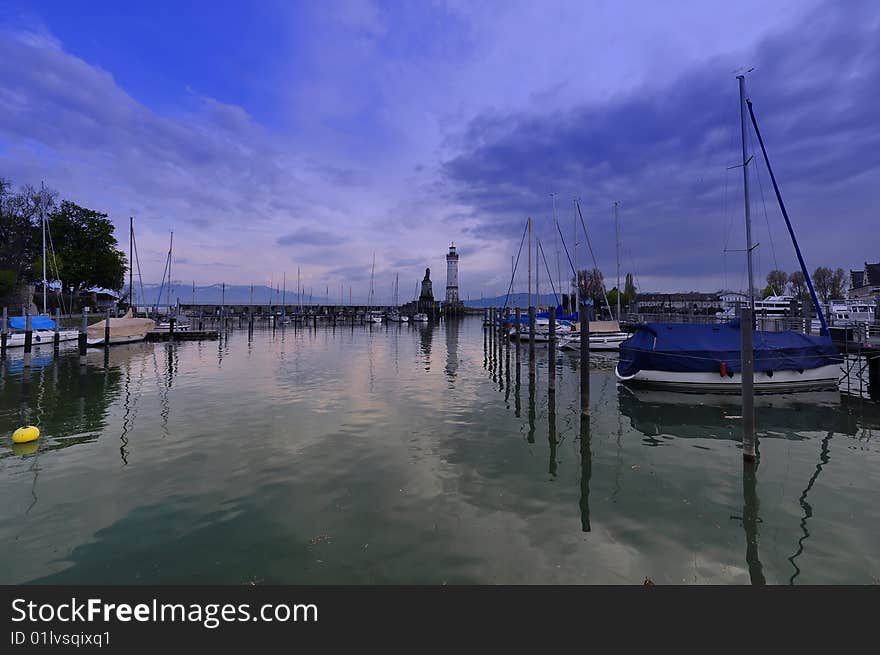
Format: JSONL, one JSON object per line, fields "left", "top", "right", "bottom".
{"left": 1, "top": 0, "right": 878, "bottom": 303}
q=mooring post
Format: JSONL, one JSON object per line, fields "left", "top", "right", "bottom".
{"left": 23, "top": 312, "right": 33, "bottom": 369}
{"left": 79, "top": 314, "right": 88, "bottom": 365}
{"left": 528, "top": 305, "right": 535, "bottom": 355}
{"left": 1, "top": 307, "right": 7, "bottom": 360}
{"left": 513, "top": 306, "right": 520, "bottom": 342}
{"left": 169, "top": 316, "right": 176, "bottom": 340}
{"left": 104, "top": 306, "right": 111, "bottom": 349}
{"left": 548, "top": 305, "right": 556, "bottom": 394}
{"left": 580, "top": 302, "right": 590, "bottom": 415}
{"left": 741, "top": 305, "right": 757, "bottom": 460}
{"left": 53, "top": 307, "right": 60, "bottom": 353}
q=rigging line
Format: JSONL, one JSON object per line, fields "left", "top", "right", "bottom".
{"left": 44, "top": 216, "right": 65, "bottom": 314}
{"left": 554, "top": 219, "right": 577, "bottom": 278}
{"left": 538, "top": 239, "right": 560, "bottom": 306}
{"left": 500, "top": 219, "right": 529, "bottom": 311}
{"left": 575, "top": 200, "right": 614, "bottom": 318}
{"left": 787, "top": 431, "right": 833, "bottom": 585}
{"left": 753, "top": 136, "right": 780, "bottom": 284}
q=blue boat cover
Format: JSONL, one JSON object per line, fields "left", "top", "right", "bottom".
{"left": 617, "top": 320, "right": 841, "bottom": 377}
{"left": 9, "top": 316, "right": 57, "bottom": 330}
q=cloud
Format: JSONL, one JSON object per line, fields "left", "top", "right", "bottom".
{"left": 277, "top": 228, "right": 346, "bottom": 247}
{"left": 441, "top": 0, "right": 880, "bottom": 291}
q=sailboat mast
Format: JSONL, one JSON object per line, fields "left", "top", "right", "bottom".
{"left": 41, "top": 183, "right": 47, "bottom": 315}
{"left": 283, "top": 272, "right": 286, "bottom": 307}
{"left": 167, "top": 231, "right": 173, "bottom": 314}
{"left": 129, "top": 217, "right": 134, "bottom": 311}
{"left": 573, "top": 199, "right": 578, "bottom": 303}
{"left": 614, "top": 201, "right": 621, "bottom": 320}
{"left": 527, "top": 217, "right": 532, "bottom": 310}
{"left": 737, "top": 75, "right": 755, "bottom": 315}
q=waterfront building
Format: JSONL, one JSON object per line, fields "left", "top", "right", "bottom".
{"left": 850, "top": 262, "right": 880, "bottom": 304}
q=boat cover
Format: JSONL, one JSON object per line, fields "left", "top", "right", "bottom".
{"left": 617, "top": 320, "right": 841, "bottom": 377}
{"left": 9, "top": 315, "right": 56, "bottom": 330}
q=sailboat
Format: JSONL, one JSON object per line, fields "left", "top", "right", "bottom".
{"left": 388, "top": 273, "right": 408, "bottom": 322}
{"left": 615, "top": 77, "right": 841, "bottom": 392}
{"left": 87, "top": 218, "right": 154, "bottom": 346}
{"left": 367, "top": 253, "right": 382, "bottom": 323}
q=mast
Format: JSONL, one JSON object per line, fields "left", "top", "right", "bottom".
{"left": 41, "top": 183, "right": 47, "bottom": 315}
{"left": 129, "top": 217, "right": 134, "bottom": 312}
{"left": 368, "top": 253, "right": 376, "bottom": 310}
{"left": 573, "top": 199, "right": 578, "bottom": 305}
{"left": 614, "top": 201, "right": 621, "bottom": 320}
{"left": 527, "top": 217, "right": 532, "bottom": 310}
{"left": 297, "top": 267, "right": 301, "bottom": 313}
{"left": 167, "top": 231, "right": 173, "bottom": 315}
{"left": 282, "top": 272, "right": 286, "bottom": 307}
{"left": 536, "top": 236, "right": 540, "bottom": 309}
{"left": 737, "top": 75, "right": 755, "bottom": 315}
{"left": 551, "top": 192, "right": 561, "bottom": 300}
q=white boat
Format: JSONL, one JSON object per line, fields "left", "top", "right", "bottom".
{"left": 412, "top": 313, "right": 428, "bottom": 322}
{"left": 87, "top": 309, "right": 154, "bottom": 346}
{"left": 562, "top": 320, "right": 630, "bottom": 351}
{"left": 615, "top": 363, "right": 841, "bottom": 393}
{"left": 154, "top": 320, "right": 191, "bottom": 332}
{"left": 716, "top": 295, "right": 800, "bottom": 321}
{"left": 3, "top": 315, "right": 78, "bottom": 348}
{"left": 388, "top": 312, "right": 409, "bottom": 323}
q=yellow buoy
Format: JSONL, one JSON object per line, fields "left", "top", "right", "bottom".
{"left": 12, "top": 426, "right": 40, "bottom": 444}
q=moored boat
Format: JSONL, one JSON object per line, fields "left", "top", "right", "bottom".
{"left": 87, "top": 309, "right": 154, "bottom": 346}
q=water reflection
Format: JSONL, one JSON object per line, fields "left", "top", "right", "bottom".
{"left": 419, "top": 322, "right": 433, "bottom": 371}
{"left": 445, "top": 319, "right": 459, "bottom": 384}
{"left": 788, "top": 431, "right": 833, "bottom": 585}
{"left": 579, "top": 414, "right": 591, "bottom": 532}
{"left": 737, "top": 460, "right": 765, "bottom": 585}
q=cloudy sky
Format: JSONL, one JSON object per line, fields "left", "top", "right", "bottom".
{"left": 1, "top": 0, "right": 877, "bottom": 302}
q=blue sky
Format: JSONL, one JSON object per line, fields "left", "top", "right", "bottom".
{"left": 1, "top": 0, "right": 877, "bottom": 302}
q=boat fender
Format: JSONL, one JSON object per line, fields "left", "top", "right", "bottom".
{"left": 12, "top": 425, "right": 40, "bottom": 444}
{"left": 719, "top": 361, "right": 726, "bottom": 377}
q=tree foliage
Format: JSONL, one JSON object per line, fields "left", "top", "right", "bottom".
{"left": 576, "top": 268, "right": 608, "bottom": 315}
{"left": 623, "top": 272, "right": 637, "bottom": 304}
{"left": 0, "top": 178, "right": 43, "bottom": 286}
{"left": 765, "top": 270, "right": 788, "bottom": 295}
{"left": 43, "top": 201, "right": 127, "bottom": 293}
{"left": 830, "top": 267, "right": 848, "bottom": 300}
{"left": 812, "top": 266, "right": 833, "bottom": 303}
{"left": 789, "top": 270, "right": 808, "bottom": 299}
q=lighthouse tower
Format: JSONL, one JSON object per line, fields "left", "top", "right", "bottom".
{"left": 445, "top": 243, "right": 460, "bottom": 305}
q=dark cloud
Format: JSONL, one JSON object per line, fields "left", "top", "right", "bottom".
{"left": 277, "top": 228, "right": 346, "bottom": 247}
{"left": 442, "top": 0, "right": 880, "bottom": 288}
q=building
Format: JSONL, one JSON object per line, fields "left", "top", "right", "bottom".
{"left": 444, "top": 242, "right": 465, "bottom": 316}
{"left": 850, "top": 262, "right": 880, "bottom": 302}
{"left": 634, "top": 292, "right": 722, "bottom": 315}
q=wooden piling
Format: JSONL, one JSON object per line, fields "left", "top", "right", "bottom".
{"left": 104, "top": 306, "right": 111, "bottom": 348}
{"left": 23, "top": 313, "right": 33, "bottom": 368}
{"left": 54, "top": 307, "right": 61, "bottom": 352}
{"left": 528, "top": 306, "right": 535, "bottom": 356}
{"left": 548, "top": 305, "right": 556, "bottom": 394}
{"left": 1, "top": 307, "right": 7, "bottom": 359}
{"left": 741, "top": 306, "right": 756, "bottom": 460}
{"left": 169, "top": 316, "right": 176, "bottom": 340}
{"left": 580, "top": 303, "right": 589, "bottom": 415}
{"left": 79, "top": 314, "right": 88, "bottom": 364}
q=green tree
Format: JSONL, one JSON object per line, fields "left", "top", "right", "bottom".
{"left": 0, "top": 178, "right": 43, "bottom": 285}
{"left": 623, "top": 272, "right": 636, "bottom": 304}
{"left": 766, "top": 270, "right": 788, "bottom": 296}
{"left": 812, "top": 266, "right": 833, "bottom": 303}
{"left": 44, "top": 201, "right": 127, "bottom": 293}
{"left": 830, "top": 267, "right": 848, "bottom": 299}
{"left": 789, "top": 270, "right": 808, "bottom": 299}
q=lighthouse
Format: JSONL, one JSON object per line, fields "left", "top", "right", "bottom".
{"left": 445, "top": 243, "right": 459, "bottom": 305}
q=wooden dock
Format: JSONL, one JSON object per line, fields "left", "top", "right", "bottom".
{"left": 146, "top": 330, "right": 219, "bottom": 342}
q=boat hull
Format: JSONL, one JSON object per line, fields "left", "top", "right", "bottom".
{"left": 614, "top": 363, "right": 841, "bottom": 393}
{"left": 3, "top": 330, "right": 79, "bottom": 348}
{"left": 87, "top": 333, "right": 149, "bottom": 347}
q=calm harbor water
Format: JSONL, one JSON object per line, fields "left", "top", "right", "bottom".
{"left": 1, "top": 317, "right": 878, "bottom": 585}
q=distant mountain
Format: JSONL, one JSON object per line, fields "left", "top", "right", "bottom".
{"left": 463, "top": 293, "right": 566, "bottom": 309}
{"left": 128, "top": 283, "right": 334, "bottom": 306}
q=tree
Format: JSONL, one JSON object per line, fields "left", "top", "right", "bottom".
{"left": 812, "top": 266, "right": 833, "bottom": 303}
{"left": 830, "top": 267, "right": 848, "bottom": 299}
{"left": 766, "top": 270, "right": 788, "bottom": 296}
{"left": 0, "top": 178, "right": 43, "bottom": 285}
{"left": 623, "top": 272, "right": 637, "bottom": 304}
{"left": 44, "top": 201, "right": 127, "bottom": 293}
{"left": 577, "top": 268, "right": 608, "bottom": 316}
{"left": 761, "top": 284, "right": 775, "bottom": 299}
{"left": 789, "top": 271, "right": 808, "bottom": 300}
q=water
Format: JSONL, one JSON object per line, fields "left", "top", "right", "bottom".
{"left": 1, "top": 318, "right": 878, "bottom": 584}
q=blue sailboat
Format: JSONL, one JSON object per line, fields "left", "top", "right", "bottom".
{"left": 616, "top": 78, "right": 842, "bottom": 393}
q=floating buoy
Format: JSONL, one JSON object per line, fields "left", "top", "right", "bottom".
{"left": 12, "top": 426, "right": 40, "bottom": 444}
